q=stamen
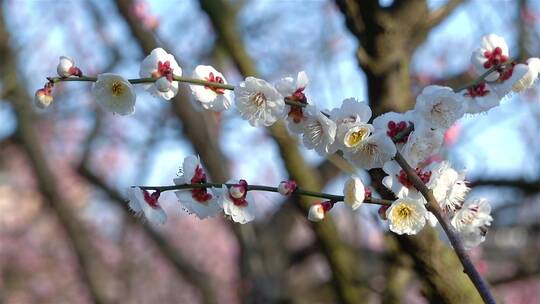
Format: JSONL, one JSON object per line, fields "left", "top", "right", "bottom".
{"left": 111, "top": 81, "right": 124, "bottom": 96}
{"left": 250, "top": 92, "right": 267, "bottom": 107}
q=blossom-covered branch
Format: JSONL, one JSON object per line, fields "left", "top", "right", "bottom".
{"left": 36, "top": 33, "right": 540, "bottom": 304}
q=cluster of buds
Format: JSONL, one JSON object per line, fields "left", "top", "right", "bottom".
{"left": 34, "top": 56, "right": 83, "bottom": 109}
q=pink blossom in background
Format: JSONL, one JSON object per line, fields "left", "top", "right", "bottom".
{"left": 444, "top": 123, "right": 462, "bottom": 147}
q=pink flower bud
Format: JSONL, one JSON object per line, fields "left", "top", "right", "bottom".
{"left": 277, "top": 180, "right": 297, "bottom": 196}
{"left": 34, "top": 89, "right": 53, "bottom": 108}
{"left": 57, "top": 56, "right": 75, "bottom": 77}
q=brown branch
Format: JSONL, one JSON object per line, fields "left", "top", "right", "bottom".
{"left": 393, "top": 151, "right": 496, "bottom": 304}
{"left": 423, "top": 0, "right": 465, "bottom": 33}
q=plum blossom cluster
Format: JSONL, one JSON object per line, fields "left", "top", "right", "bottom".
{"left": 36, "top": 34, "right": 539, "bottom": 252}
{"left": 127, "top": 155, "right": 380, "bottom": 225}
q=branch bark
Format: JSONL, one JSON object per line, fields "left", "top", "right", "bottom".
{"left": 394, "top": 151, "right": 495, "bottom": 304}
{"left": 336, "top": 1, "right": 485, "bottom": 302}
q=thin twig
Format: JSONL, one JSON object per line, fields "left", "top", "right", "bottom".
{"left": 138, "top": 182, "right": 393, "bottom": 206}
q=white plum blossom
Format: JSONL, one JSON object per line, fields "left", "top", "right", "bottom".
{"left": 217, "top": 180, "right": 257, "bottom": 224}
{"left": 127, "top": 187, "right": 167, "bottom": 225}
{"left": 302, "top": 105, "right": 337, "bottom": 155}
{"left": 173, "top": 156, "right": 221, "bottom": 219}
{"left": 414, "top": 85, "right": 465, "bottom": 130}
{"left": 451, "top": 198, "right": 493, "bottom": 250}
{"left": 92, "top": 73, "right": 136, "bottom": 115}
{"left": 276, "top": 71, "right": 310, "bottom": 134}
{"left": 343, "top": 176, "right": 365, "bottom": 210}
{"left": 234, "top": 77, "right": 285, "bottom": 127}
{"left": 373, "top": 111, "right": 442, "bottom": 168}
{"left": 459, "top": 82, "right": 501, "bottom": 114}
{"left": 343, "top": 132, "right": 396, "bottom": 170}
{"left": 276, "top": 71, "right": 309, "bottom": 97}
{"left": 426, "top": 161, "right": 469, "bottom": 213}
{"left": 386, "top": 196, "right": 428, "bottom": 235}
{"left": 400, "top": 122, "right": 444, "bottom": 167}
{"left": 373, "top": 110, "right": 415, "bottom": 144}
{"left": 330, "top": 98, "right": 372, "bottom": 124}
{"left": 139, "top": 48, "right": 182, "bottom": 100}
{"left": 471, "top": 34, "right": 509, "bottom": 81}
{"left": 330, "top": 98, "right": 374, "bottom": 152}
{"left": 189, "top": 65, "right": 232, "bottom": 111}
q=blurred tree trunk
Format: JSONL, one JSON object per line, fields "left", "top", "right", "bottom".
{"left": 335, "top": 0, "right": 484, "bottom": 303}
{"left": 0, "top": 9, "right": 109, "bottom": 304}
{"left": 198, "top": 0, "right": 371, "bottom": 303}
{"left": 113, "top": 1, "right": 292, "bottom": 303}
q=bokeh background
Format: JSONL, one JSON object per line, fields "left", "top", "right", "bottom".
{"left": 1, "top": 0, "right": 539, "bottom": 303}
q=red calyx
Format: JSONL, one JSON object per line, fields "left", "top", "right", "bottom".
{"left": 498, "top": 62, "right": 516, "bottom": 81}
{"left": 68, "top": 66, "right": 83, "bottom": 77}
{"left": 387, "top": 120, "right": 412, "bottom": 143}
{"left": 397, "top": 168, "right": 432, "bottom": 189}
{"left": 190, "top": 165, "right": 213, "bottom": 203}
{"left": 466, "top": 82, "right": 490, "bottom": 98}
{"left": 287, "top": 88, "right": 308, "bottom": 123}
{"left": 156, "top": 60, "right": 174, "bottom": 81}
{"left": 204, "top": 72, "right": 226, "bottom": 94}
{"left": 321, "top": 200, "right": 336, "bottom": 212}
{"left": 483, "top": 47, "right": 508, "bottom": 69}
{"left": 143, "top": 190, "right": 161, "bottom": 209}
{"left": 364, "top": 188, "right": 372, "bottom": 200}
{"left": 230, "top": 179, "right": 249, "bottom": 207}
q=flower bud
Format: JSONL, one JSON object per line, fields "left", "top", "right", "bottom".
{"left": 277, "top": 180, "right": 297, "bottom": 196}
{"left": 155, "top": 77, "right": 171, "bottom": 92}
{"left": 57, "top": 56, "right": 75, "bottom": 77}
{"left": 34, "top": 89, "right": 53, "bottom": 108}
{"left": 308, "top": 203, "right": 325, "bottom": 222}
{"left": 343, "top": 176, "right": 365, "bottom": 210}
{"left": 229, "top": 184, "right": 245, "bottom": 199}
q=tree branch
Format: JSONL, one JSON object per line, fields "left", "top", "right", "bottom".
{"left": 393, "top": 151, "right": 496, "bottom": 304}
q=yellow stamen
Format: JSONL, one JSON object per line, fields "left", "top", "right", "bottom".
{"left": 346, "top": 127, "right": 369, "bottom": 147}
{"left": 398, "top": 205, "right": 412, "bottom": 218}
{"left": 250, "top": 92, "right": 266, "bottom": 107}
{"left": 111, "top": 81, "right": 125, "bottom": 96}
